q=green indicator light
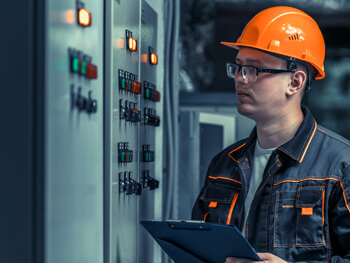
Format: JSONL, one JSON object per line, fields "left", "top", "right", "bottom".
{"left": 72, "top": 57, "right": 79, "bottom": 73}
{"left": 80, "top": 60, "right": 87, "bottom": 75}
{"left": 145, "top": 152, "right": 149, "bottom": 162}
{"left": 128, "top": 80, "right": 132, "bottom": 91}
{"left": 121, "top": 151, "right": 126, "bottom": 162}
{"left": 151, "top": 90, "right": 155, "bottom": 100}
{"left": 128, "top": 151, "right": 132, "bottom": 162}
{"left": 146, "top": 88, "right": 151, "bottom": 98}
{"left": 121, "top": 78, "right": 126, "bottom": 90}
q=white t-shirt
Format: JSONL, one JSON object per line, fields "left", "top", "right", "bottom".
{"left": 242, "top": 140, "right": 275, "bottom": 236}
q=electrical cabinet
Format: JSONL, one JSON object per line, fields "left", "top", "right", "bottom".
{"left": 105, "top": 0, "right": 164, "bottom": 262}
{"left": 45, "top": 0, "right": 104, "bottom": 262}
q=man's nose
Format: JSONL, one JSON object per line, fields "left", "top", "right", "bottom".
{"left": 234, "top": 68, "right": 248, "bottom": 84}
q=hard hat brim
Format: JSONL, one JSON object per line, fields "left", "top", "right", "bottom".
{"left": 220, "top": 41, "right": 325, "bottom": 80}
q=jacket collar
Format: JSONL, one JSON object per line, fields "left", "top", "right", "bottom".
{"left": 228, "top": 106, "right": 317, "bottom": 163}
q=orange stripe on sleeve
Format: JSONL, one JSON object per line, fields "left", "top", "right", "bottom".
{"left": 208, "top": 176, "right": 241, "bottom": 184}
{"left": 226, "top": 193, "right": 239, "bottom": 225}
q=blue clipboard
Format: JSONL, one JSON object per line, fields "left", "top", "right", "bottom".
{"left": 140, "top": 220, "right": 261, "bottom": 263}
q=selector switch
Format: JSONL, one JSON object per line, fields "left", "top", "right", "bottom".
{"left": 144, "top": 108, "right": 160, "bottom": 126}
{"left": 143, "top": 170, "right": 159, "bottom": 190}
{"left": 76, "top": 87, "right": 87, "bottom": 111}
{"left": 86, "top": 91, "right": 97, "bottom": 113}
{"left": 120, "top": 100, "right": 141, "bottom": 122}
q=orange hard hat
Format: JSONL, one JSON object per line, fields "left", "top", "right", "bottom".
{"left": 221, "top": 6, "right": 326, "bottom": 79}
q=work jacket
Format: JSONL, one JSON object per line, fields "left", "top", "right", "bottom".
{"left": 192, "top": 107, "right": 350, "bottom": 262}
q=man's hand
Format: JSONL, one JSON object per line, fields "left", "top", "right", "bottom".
{"left": 225, "top": 253, "right": 288, "bottom": 263}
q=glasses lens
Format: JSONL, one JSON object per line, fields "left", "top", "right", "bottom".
{"left": 226, "top": 63, "right": 238, "bottom": 79}
{"left": 242, "top": 66, "right": 257, "bottom": 83}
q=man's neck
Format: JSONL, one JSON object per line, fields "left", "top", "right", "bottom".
{"left": 255, "top": 108, "right": 304, "bottom": 149}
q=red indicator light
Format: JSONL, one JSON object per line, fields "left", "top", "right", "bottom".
{"left": 78, "top": 8, "right": 91, "bottom": 27}
{"left": 86, "top": 63, "right": 97, "bottom": 79}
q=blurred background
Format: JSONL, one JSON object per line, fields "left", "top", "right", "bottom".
{"left": 179, "top": 0, "right": 350, "bottom": 139}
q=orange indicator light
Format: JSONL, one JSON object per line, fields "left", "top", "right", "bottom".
{"left": 150, "top": 53, "right": 158, "bottom": 65}
{"left": 78, "top": 8, "right": 91, "bottom": 27}
{"left": 128, "top": 37, "right": 137, "bottom": 51}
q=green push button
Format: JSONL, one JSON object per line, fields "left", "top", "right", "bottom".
{"left": 121, "top": 78, "right": 126, "bottom": 90}
{"left": 80, "top": 60, "right": 87, "bottom": 75}
{"left": 71, "top": 57, "right": 79, "bottom": 73}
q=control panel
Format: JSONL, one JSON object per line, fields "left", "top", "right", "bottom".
{"left": 45, "top": 0, "right": 104, "bottom": 262}
{"left": 105, "top": 0, "right": 163, "bottom": 262}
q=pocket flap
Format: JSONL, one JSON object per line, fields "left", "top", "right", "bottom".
{"left": 296, "top": 186, "right": 324, "bottom": 208}
{"left": 200, "top": 183, "right": 240, "bottom": 204}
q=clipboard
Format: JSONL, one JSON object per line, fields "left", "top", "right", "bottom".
{"left": 140, "top": 220, "right": 261, "bottom": 263}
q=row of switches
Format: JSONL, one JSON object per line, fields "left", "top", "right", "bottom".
{"left": 119, "top": 172, "right": 141, "bottom": 195}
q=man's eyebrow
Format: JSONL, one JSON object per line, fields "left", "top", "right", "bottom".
{"left": 235, "top": 58, "right": 263, "bottom": 66}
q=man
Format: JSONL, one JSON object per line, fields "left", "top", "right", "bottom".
{"left": 192, "top": 6, "right": 350, "bottom": 263}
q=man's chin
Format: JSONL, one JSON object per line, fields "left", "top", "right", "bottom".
{"left": 237, "top": 105, "right": 255, "bottom": 119}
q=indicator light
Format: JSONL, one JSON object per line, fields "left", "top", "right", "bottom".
{"left": 121, "top": 78, "right": 126, "bottom": 90}
{"left": 150, "top": 53, "right": 158, "bottom": 65}
{"left": 79, "top": 59, "right": 87, "bottom": 75}
{"left": 71, "top": 56, "right": 79, "bottom": 73}
{"left": 149, "top": 46, "right": 158, "bottom": 65}
{"left": 86, "top": 63, "right": 97, "bottom": 79}
{"left": 128, "top": 37, "right": 137, "bottom": 51}
{"left": 78, "top": 8, "right": 91, "bottom": 27}
{"left": 126, "top": 30, "right": 137, "bottom": 52}
{"left": 118, "top": 142, "right": 133, "bottom": 163}
{"left": 144, "top": 81, "right": 160, "bottom": 101}
{"left": 143, "top": 145, "right": 155, "bottom": 162}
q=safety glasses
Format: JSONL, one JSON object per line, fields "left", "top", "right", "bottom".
{"left": 226, "top": 62, "right": 295, "bottom": 83}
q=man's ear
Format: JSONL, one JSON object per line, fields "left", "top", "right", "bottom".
{"left": 287, "top": 70, "right": 307, "bottom": 96}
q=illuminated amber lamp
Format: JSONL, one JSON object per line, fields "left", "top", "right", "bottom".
{"left": 128, "top": 37, "right": 137, "bottom": 52}
{"left": 150, "top": 53, "right": 158, "bottom": 65}
{"left": 78, "top": 8, "right": 91, "bottom": 27}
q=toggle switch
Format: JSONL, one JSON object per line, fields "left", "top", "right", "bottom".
{"left": 144, "top": 108, "right": 160, "bottom": 126}
{"left": 120, "top": 100, "right": 141, "bottom": 122}
{"left": 76, "top": 87, "right": 87, "bottom": 111}
{"left": 86, "top": 91, "right": 97, "bottom": 113}
{"left": 124, "top": 172, "right": 142, "bottom": 196}
{"left": 143, "top": 170, "right": 159, "bottom": 190}
{"left": 119, "top": 172, "right": 126, "bottom": 193}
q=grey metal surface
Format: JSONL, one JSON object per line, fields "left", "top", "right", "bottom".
{"left": 105, "top": 0, "right": 165, "bottom": 262}
{"left": 45, "top": 0, "right": 104, "bottom": 262}
{"left": 109, "top": 0, "right": 141, "bottom": 262}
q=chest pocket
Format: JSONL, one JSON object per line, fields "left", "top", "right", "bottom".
{"left": 200, "top": 181, "right": 241, "bottom": 225}
{"left": 274, "top": 185, "right": 325, "bottom": 248}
